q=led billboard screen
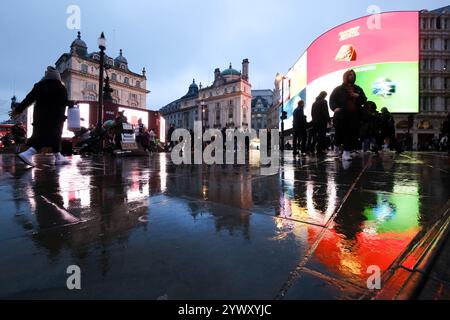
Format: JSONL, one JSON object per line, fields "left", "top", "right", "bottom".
{"left": 282, "top": 11, "right": 419, "bottom": 129}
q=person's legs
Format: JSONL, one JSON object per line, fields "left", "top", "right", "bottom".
{"left": 342, "top": 113, "right": 359, "bottom": 160}
{"left": 293, "top": 131, "right": 299, "bottom": 155}
{"left": 316, "top": 127, "right": 327, "bottom": 153}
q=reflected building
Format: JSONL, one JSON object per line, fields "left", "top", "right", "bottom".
{"left": 17, "top": 157, "right": 152, "bottom": 275}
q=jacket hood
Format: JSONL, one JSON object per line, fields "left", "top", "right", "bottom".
{"left": 343, "top": 70, "right": 356, "bottom": 85}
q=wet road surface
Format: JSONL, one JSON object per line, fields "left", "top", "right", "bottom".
{"left": 0, "top": 152, "right": 449, "bottom": 299}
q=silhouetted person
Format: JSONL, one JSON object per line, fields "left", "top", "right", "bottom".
{"left": 167, "top": 124, "right": 175, "bottom": 151}
{"left": 13, "top": 66, "right": 70, "bottom": 166}
{"left": 311, "top": 91, "right": 330, "bottom": 155}
{"left": 379, "top": 107, "right": 402, "bottom": 153}
{"left": 330, "top": 69, "right": 367, "bottom": 161}
{"left": 440, "top": 113, "right": 449, "bottom": 154}
{"left": 293, "top": 100, "right": 307, "bottom": 155}
{"left": 360, "top": 101, "right": 380, "bottom": 153}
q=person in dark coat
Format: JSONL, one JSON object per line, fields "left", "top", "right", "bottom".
{"left": 441, "top": 113, "right": 450, "bottom": 153}
{"left": 11, "top": 122, "right": 27, "bottom": 153}
{"left": 311, "top": 91, "right": 330, "bottom": 154}
{"left": 330, "top": 69, "right": 367, "bottom": 161}
{"left": 379, "top": 107, "right": 402, "bottom": 153}
{"left": 360, "top": 101, "right": 380, "bottom": 153}
{"left": 167, "top": 124, "right": 175, "bottom": 151}
{"left": 293, "top": 100, "right": 307, "bottom": 155}
{"left": 13, "top": 66, "right": 69, "bottom": 166}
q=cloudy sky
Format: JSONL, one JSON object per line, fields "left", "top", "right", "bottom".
{"left": 0, "top": 0, "right": 447, "bottom": 121}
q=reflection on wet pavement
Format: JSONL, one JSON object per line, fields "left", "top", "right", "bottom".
{"left": 0, "top": 152, "right": 449, "bottom": 299}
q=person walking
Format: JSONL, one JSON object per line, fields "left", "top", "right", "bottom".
{"left": 311, "top": 91, "right": 330, "bottom": 155}
{"left": 293, "top": 100, "right": 308, "bottom": 156}
{"left": 330, "top": 69, "right": 367, "bottom": 161}
{"left": 13, "top": 66, "right": 70, "bottom": 166}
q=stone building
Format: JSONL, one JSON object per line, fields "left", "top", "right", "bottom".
{"left": 160, "top": 59, "right": 252, "bottom": 135}
{"left": 55, "top": 32, "right": 149, "bottom": 109}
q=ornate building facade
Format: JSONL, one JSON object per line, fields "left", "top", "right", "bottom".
{"left": 394, "top": 6, "right": 450, "bottom": 149}
{"left": 55, "top": 32, "right": 149, "bottom": 109}
{"left": 251, "top": 89, "right": 273, "bottom": 132}
{"left": 159, "top": 59, "right": 252, "bottom": 134}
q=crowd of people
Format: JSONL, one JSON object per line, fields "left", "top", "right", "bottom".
{"left": 5, "top": 66, "right": 450, "bottom": 167}
{"left": 290, "top": 69, "right": 434, "bottom": 160}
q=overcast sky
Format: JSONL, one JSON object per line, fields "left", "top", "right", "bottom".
{"left": 0, "top": 0, "right": 447, "bottom": 120}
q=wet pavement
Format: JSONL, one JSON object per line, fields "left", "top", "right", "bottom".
{"left": 0, "top": 151, "right": 449, "bottom": 299}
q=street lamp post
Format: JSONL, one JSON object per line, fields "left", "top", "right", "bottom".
{"left": 276, "top": 74, "right": 288, "bottom": 152}
{"left": 97, "top": 32, "right": 106, "bottom": 131}
{"left": 200, "top": 101, "right": 205, "bottom": 133}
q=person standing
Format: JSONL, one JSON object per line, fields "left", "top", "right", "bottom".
{"left": 330, "top": 69, "right": 367, "bottom": 161}
{"left": 135, "top": 118, "right": 146, "bottom": 148}
{"left": 293, "top": 100, "right": 308, "bottom": 155}
{"left": 13, "top": 66, "right": 70, "bottom": 166}
{"left": 167, "top": 124, "right": 175, "bottom": 151}
{"left": 311, "top": 91, "right": 330, "bottom": 155}
{"left": 379, "top": 107, "right": 402, "bottom": 153}
{"left": 441, "top": 113, "right": 450, "bottom": 154}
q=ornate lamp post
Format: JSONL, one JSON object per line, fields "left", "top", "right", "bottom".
{"left": 97, "top": 32, "right": 106, "bottom": 130}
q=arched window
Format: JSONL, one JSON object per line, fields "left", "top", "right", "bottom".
{"left": 111, "top": 73, "right": 117, "bottom": 81}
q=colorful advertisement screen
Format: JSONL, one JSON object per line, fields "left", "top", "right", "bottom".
{"left": 283, "top": 11, "right": 419, "bottom": 128}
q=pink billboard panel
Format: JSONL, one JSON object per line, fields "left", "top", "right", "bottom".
{"left": 307, "top": 11, "right": 419, "bottom": 84}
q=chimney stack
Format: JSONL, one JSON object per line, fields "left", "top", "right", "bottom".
{"left": 242, "top": 59, "right": 249, "bottom": 81}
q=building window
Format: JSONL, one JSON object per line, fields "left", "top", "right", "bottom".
{"left": 85, "top": 82, "right": 96, "bottom": 91}
{"left": 228, "top": 106, "right": 233, "bottom": 122}
{"left": 444, "top": 39, "right": 449, "bottom": 51}
{"left": 421, "top": 18, "right": 427, "bottom": 29}
{"left": 136, "top": 81, "right": 140, "bottom": 88}
{"left": 124, "top": 77, "right": 129, "bottom": 84}
{"left": 130, "top": 93, "right": 137, "bottom": 99}
{"left": 81, "top": 64, "right": 88, "bottom": 73}
{"left": 224, "top": 88, "right": 228, "bottom": 94}
{"left": 215, "top": 108, "right": 221, "bottom": 125}
{"left": 111, "top": 73, "right": 117, "bottom": 81}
